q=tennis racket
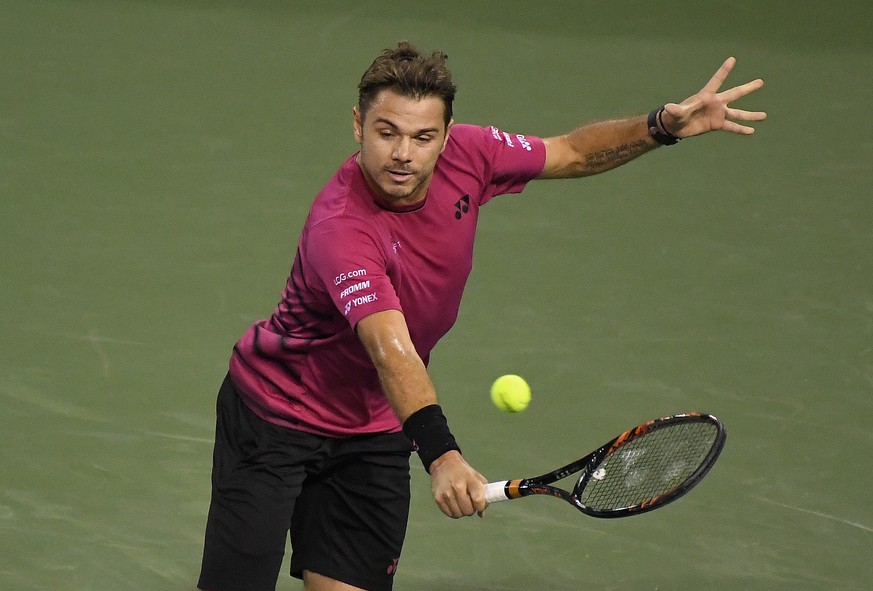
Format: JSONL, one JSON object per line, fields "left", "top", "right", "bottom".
{"left": 485, "top": 412, "right": 726, "bottom": 518}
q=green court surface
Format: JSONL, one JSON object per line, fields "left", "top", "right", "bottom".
{"left": 2, "top": 1, "right": 872, "bottom": 589}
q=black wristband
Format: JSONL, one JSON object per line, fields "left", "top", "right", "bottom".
{"left": 402, "top": 404, "right": 461, "bottom": 473}
{"left": 647, "top": 105, "right": 680, "bottom": 146}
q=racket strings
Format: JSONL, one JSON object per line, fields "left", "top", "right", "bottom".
{"left": 578, "top": 422, "right": 718, "bottom": 511}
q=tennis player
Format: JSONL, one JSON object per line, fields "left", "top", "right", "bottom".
{"left": 198, "top": 41, "right": 765, "bottom": 591}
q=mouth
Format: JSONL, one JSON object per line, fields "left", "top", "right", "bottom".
{"left": 386, "top": 169, "right": 414, "bottom": 183}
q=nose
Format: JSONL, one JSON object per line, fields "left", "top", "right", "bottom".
{"left": 392, "top": 137, "right": 412, "bottom": 162}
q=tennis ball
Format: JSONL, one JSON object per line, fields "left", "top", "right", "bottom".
{"left": 490, "top": 374, "right": 531, "bottom": 413}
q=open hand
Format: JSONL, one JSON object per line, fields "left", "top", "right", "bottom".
{"left": 663, "top": 57, "right": 767, "bottom": 138}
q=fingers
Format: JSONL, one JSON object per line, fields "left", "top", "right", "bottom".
{"left": 435, "top": 478, "right": 488, "bottom": 518}
{"left": 726, "top": 107, "right": 768, "bottom": 122}
{"left": 667, "top": 57, "right": 765, "bottom": 138}
{"left": 719, "top": 77, "right": 765, "bottom": 103}
{"left": 720, "top": 105, "right": 767, "bottom": 135}
{"left": 431, "top": 459, "right": 488, "bottom": 519}
{"left": 704, "top": 56, "right": 765, "bottom": 106}
{"left": 434, "top": 491, "right": 473, "bottom": 519}
{"left": 702, "top": 56, "right": 736, "bottom": 93}
{"left": 720, "top": 120, "right": 757, "bottom": 135}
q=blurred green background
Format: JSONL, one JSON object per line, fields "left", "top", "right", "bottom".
{"left": 2, "top": 1, "right": 872, "bottom": 589}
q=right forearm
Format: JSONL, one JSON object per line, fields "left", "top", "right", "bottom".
{"left": 374, "top": 345, "right": 438, "bottom": 422}
{"left": 356, "top": 309, "right": 461, "bottom": 472}
{"left": 372, "top": 343, "right": 462, "bottom": 473}
{"left": 356, "top": 309, "right": 438, "bottom": 421}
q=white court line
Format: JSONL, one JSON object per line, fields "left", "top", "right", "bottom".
{"left": 752, "top": 495, "right": 873, "bottom": 534}
{"left": 143, "top": 430, "right": 213, "bottom": 444}
{"left": 22, "top": 326, "right": 147, "bottom": 346}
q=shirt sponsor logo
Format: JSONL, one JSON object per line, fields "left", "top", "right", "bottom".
{"left": 343, "top": 292, "right": 378, "bottom": 316}
{"left": 489, "top": 127, "right": 532, "bottom": 151}
{"left": 454, "top": 195, "right": 470, "bottom": 220}
{"left": 334, "top": 268, "right": 367, "bottom": 285}
{"left": 339, "top": 280, "right": 371, "bottom": 299}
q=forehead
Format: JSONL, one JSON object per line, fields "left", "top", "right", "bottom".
{"left": 363, "top": 89, "right": 447, "bottom": 131}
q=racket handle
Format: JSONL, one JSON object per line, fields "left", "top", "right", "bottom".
{"left": 485, "top": 481, "right": 510, "bottom": 503}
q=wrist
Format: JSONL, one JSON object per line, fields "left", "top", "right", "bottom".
{"left": 402, "top": 404, "right": 461, "bottom": 473}
{"left": 427, "top": 449, "right": 463, "bottom": 473}
{"left": 647, "top": 105, "right": 680, "bottom": 146}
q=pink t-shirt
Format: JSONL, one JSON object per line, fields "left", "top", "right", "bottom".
{"left": 229, "top": 124, "right": 546, "bottom": 436}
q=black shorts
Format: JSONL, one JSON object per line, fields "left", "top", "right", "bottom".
{"left": 198, "top": 375, "right": 413, "bottom": 591}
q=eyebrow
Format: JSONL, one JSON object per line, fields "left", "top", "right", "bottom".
{"left": 372, "top": 117, "right": 440, "bottom": 136}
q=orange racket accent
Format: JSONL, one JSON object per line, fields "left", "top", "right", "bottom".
{"left": 607, "top": 420, "right": 654, "bottom": 455}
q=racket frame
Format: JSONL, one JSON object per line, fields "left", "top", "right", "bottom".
{"left": 486, "top": 412, "right": 726, "bottom": 518}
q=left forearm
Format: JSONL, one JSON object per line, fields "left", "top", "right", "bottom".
{"left": 540, "top": 115, "right": 658, "bottom": 179}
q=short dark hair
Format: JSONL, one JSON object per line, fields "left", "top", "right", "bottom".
{"left": 358, "top": 41, "right": 456, "bottom": 128}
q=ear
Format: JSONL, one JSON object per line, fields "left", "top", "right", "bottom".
{"left": 353, "top": 106, "right": 364, "bottom": 144}
{"left": 440, "top": 119, "right": 454, "bottom": 153}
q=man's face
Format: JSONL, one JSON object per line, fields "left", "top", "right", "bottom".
{"left": 354, "top": 89, "right": 452, "bottom": 207}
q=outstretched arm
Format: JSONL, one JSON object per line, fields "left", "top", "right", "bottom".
{"left": 538, "top": 56, "right": 766, "bottom": 179}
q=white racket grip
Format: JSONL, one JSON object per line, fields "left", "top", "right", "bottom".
{"left": 485, "top": 481, "right": 510, "bottom": 503}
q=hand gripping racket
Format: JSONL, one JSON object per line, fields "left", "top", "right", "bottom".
{"left": 485, "top": 413, "right": 726, "bottom": 518}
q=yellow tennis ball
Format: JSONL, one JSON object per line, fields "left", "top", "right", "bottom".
{"left": 490, "top": 374, "right": 531, "bottom": 412}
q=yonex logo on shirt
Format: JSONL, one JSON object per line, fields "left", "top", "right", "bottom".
{"left": 343, "top": 292, "right": 378, "bottom": 316}
{"left": 454, "top": 195, "right": 470, "bottom": 220}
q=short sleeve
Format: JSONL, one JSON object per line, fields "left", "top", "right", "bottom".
{"left": 304, "top": 216, "right": 403, "bottom": 327}
{"left": 445, "top": 124, "right": 546, "bottom": 204}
